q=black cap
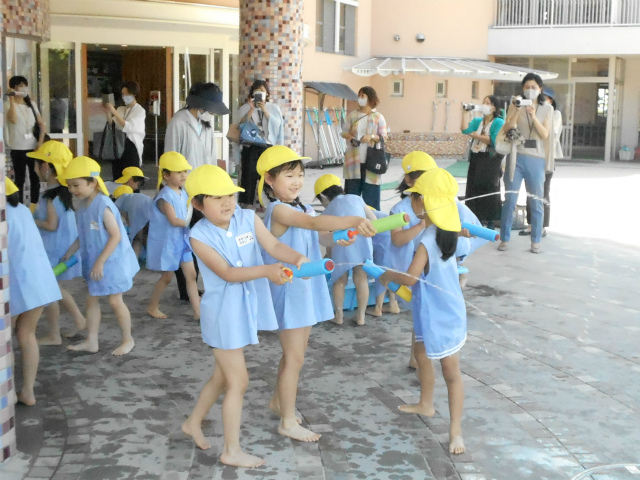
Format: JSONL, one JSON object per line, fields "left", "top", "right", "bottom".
{"left": 186, "top": 88, "right": 230, "bottom": 115}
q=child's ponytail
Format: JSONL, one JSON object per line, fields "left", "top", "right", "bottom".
{"left": 396, "top": 170, "right": 426, "bottom": 198}
{"left": 435, "top": 227, "right": 458, "bottom": 262}
{"left": 43, "top": 185, "right": 74, "bottom": 211}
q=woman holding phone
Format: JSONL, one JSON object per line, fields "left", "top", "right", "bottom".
{"left": 236, "top": 80, "right": 284, "bottom": 208}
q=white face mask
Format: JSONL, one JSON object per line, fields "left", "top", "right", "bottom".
{"left": 357, "top": 97, "right": 368, "bottom": 107}
{"left": 524, "top": 88, "right": 540, "bottom": 100}
{"left": 198, "top": 110, "right": 213, "bottom": 123}
{"left": 16, "top": 86, "right": 29, "bottom": 96}
{"left": 481, "top": 105, "right": 493, "bottom": 116}
{"left": 122, "top": 95, "right": 134, "bottom": 105}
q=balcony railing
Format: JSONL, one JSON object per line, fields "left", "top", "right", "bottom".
{"left": 495, "top": 0, "right": 640, "bottom": 27}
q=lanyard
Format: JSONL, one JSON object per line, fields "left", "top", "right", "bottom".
{"left": 526, "top": 105, "right": 538, "bottom": 140}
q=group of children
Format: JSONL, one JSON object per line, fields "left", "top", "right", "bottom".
{"left": 7, "top": 140, "right": 488, "bottom": 467}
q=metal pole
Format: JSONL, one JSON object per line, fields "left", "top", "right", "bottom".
{"left": 155, "top": 115, "right": 159, "bottom": 166}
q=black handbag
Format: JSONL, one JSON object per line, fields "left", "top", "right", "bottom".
{"left": 26, "top": 99, "right": 42, "bottom": 140}
{"left": 365, "top": 137, "right": 390, "bottom": 175}
{"left": 99, "top": 121, "right": 125, "bottom": 161}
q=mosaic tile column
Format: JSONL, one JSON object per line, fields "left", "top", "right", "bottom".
{"left": 239, "top": 0, "right": 304, "bottom": 152}
{"left": 0, "top": 0, "right": 51, "bottom": 463}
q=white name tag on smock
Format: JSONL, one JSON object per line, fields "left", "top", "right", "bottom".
{"left": 236, "top": 232, "right": 255, "bottom": 247}
{"left": 90, "top": 221, "right": 100, "bottom": 231}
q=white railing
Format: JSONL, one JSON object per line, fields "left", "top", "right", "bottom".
{"left": 495, "top": 0, "right": 640, "bottom": 27}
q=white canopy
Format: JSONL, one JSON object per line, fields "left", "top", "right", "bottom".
{"left": 350, "top": 56, "right": 558, "bottom": 81}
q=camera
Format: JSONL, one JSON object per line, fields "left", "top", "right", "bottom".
{"left": 6, "top": 91, "right": 26, "bottom": 98}
{"left": 350, "top": 138, "right": 361, "bottom": 147}
{"left": 462, "top": 103, "right": 482, "bottom": 112}
{"left": 512, "top": 97, "right": 533, "bottom": 107}
{"left": 253, "top": 92, "right": 265, "bottom": 104}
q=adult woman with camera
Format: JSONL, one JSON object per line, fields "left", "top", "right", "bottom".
{"left": 236, "top": 80, "right": 284, "bottom": 208}
{"left": 341, "top": 86, "right": 387, "bottom": 210}
{"left": 461, "top": 95, "right": 505, "bottom": 228}
{"left": 499, "top": 73, "right": 555, "bottom": 254}
{"left": 5, "top": 75, "right": 46, "bottom": 204}
{"left": 103, "top": 81, "right": 146, "bottom": 181}
{"left": 521, "top": 87, "right": 562, "bottom": 238}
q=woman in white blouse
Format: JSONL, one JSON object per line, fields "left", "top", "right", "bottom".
{"left": 104, "top": 81, "right": 146, "bottom": 180}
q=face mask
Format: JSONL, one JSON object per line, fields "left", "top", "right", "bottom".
{"left": 524, "top": 88, "right": 540, "bottom": 100}
{"left": 481, "top": 105, "right": 493, "bottom": 116}
{"left": 198, "top": 111, "right": 213, "bottom": 123}
{"left": 357, "top": 97, "right": 368, "bottom": 107}
{"left": 122, "top": 95, "right": 134, "bottom": 105}
{"left": 16, "top": 86, "right": 29, "bottom": 96}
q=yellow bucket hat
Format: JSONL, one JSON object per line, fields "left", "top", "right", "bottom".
{"left": 5, "top": 177, "right": 19, "bottom": 196}
{"left": 405, "top": 168, "right": 461, "bottom": 232}
{"left": 402, "top": 151, "right": 437, "bottom": 174}
{"left": 185, "top": 164, "right": 244, "bottom": 205}
{"left": 314, "top": 174, "right": 342, "bottom": 197}
{"left": 157, "top": 151, "right": 193, "bottom": 189}
{"left": 113, "top": 185, "right": 134, "bottom": 199}
{"left": 256, "top": 146, "right": 310, "bottom": 206}
{"left": 27, "top": 141, "right": 74, "bottom": 178}
{"left": 116, "top": 166, "right": 148, "bottom": 184}
{"left": 59, "top": 156, "right": 109, "bottom": 196}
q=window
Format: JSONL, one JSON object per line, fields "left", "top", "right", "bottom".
{"left": 471, "top": 81, "right": 479, "bottom": 99}
{"left": 316, "top": 0, "right": 357, "bottom": 55}
{"left": 391, "top": 80, "right": 404, "bottom": 97}
{"left": 597, "top": 85, "right": 608, "bottom": 119}
{"left": 436, "top": 80, "right": 447, "bottom": 98}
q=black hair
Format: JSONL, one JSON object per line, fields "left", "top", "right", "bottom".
{"left": 485, "top": 95, "right": 501, "bottom": 120}
{"left": 358, "top": 86, "right": 380, "bottom": 108}
{"left": 42, "top": 184, "right": 74, "bottom": 211}
{"left": 192, "top": 194, "right": 209, "bottom": 208}
{"left": 121, "top": 80, "right": 140, "bottom": 97}
{"left": 263, "top": 160, "right": 306, "bottom": 211}
{"left": 316, "top": 184, "right": 344, "bottom": 202}
{"left": 397, "top": 170, "right": 426, "bottom": 198}
{"left": 435, "top": 227, "right": 458, "bottom": 262}
{"left": 131, "top": 176, "right": 146, "bottom": 190}
{"left": 159, "top": 169, "right": 172, "bottom": 190}
{"left": 9, "top": 76, "right": 28, "bottom": 89}
{"left": 550, "top": 98, "right": 557, "bottom": 110}
{"left": 7, "top": 192, "right": 20, "bottom": 207}
{"left": 521, "top": 73, "right": 544, "bottom": 88}
{"left": 249, "top": 80, "right": 270, "bottom": 101}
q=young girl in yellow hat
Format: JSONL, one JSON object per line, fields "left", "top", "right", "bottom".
{"left": 381, "top": 168, "right": 470, "bottom": 456}
{"left": 28, "top": 141, "right": 87, "bottom": 345}
{"left": 6, "top": 178, "right": 62, "bottom": 405}
{"left": 257, "top": 145, "right": 376, "bottom": 443}
{"left": 146, "top": 151, "right": 200, "bottom": 320}
{"left": 181, "top": 165, "right": 307, "bottom": 468}
{"left": 59, "top": 156, "right": 139, "bottom": 356}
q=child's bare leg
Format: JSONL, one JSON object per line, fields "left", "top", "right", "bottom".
{"left": 60, "top": 286, "right": 87, "bottom": 333}
{"left": 183, "top": 360, "right": 226, "bottom": 450}
{"left": 371, "top": 290, "right": 384, "bottom": 317}
{"left": 132, "top": 238, "right": 143, "bottom": 258}
{"left": 148, "top": 272, "right": 173, "bottom": 318}
{"left": 331, "top": 272, "right": 348, "bottom": 325}
{"left": 181, "top": 261, "right": 201, "bottom": 320}
{"left": 277, "top": 327, "right": 320, "bottom": 442}
{"left": 399, "top": 341, "right": 435, "bottom": 416}
{"left": 441, "top": 353, "right": 465, "bottom": 454}
{"left": 387, "top": 291, "right": 400, "bottom": 314}
{"left": 214, "top": 347, "right": 265, "bottom": 468}
{"left": 38, "top": 302, "right": 62, "bottom": 345}
{"left": 15, "top": 307, "right": 43, "bottom": 406}
{"left": 409, "top": 331, "right": 418, "bottom": 369}
{"left": 352, "top": 266, "right": 368, "bottom": 325}
{"left": 68, "top": 294, "right": 100, "bottom": 353}
{"left": 108, "top": 293, "right": 135, "bottom": 356}
{"left": 269, "top": 356, "right": 302, "bottom": 424}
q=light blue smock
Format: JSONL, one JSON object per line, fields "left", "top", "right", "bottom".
{"left": 322, "top": 194, "right": 373, "bottom": 283}
{"left": 147, "top": 186, "right": 192, "bottom": 271}
{"left": 411, "top": 226, "right": 467, "bottom": 360}
{"left": 8, "top": 203, "right": 62, "bottom": 316}
{"left": 115, "top": 193, "right": 152, "bottom": 242}
{"left": 190, "top": 208, "right": 278, "bottom": 350}
{"left": 262, "top": 201, "right": 334, "bottom": 330}
{"left": 76, "top": 194, "right": 140, "bottom": 296}
{"left": 371, "top": 209, "right": 392, "bottom": 297}
{"left": 456, "top": 199, "right": 488, "bottom": 262}
{"left": 34, "top": 186, "right": 82, "bottom": 280}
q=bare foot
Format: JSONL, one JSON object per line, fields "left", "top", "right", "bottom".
{"left": 449, "top": 432, "right": 465, "bottom": 454}
{"left": 388, "top": 300, "right": 400, "bottom": 314}
{"left": 38, "top": 335, "right": 62, "bottom": 346}
{"left": 268, "top": 399, "right": 302, "bottom": 424}
{"left": 220, "top": 449, "right": 265, "bottom": 468}
{"left": 17, "top": 391, "right": 36, "bottom": 406}
{"left": 112, "top": 339, "right": 135, "bottom": 356}
{"left": 355, "top": 316, "right": 365, "bottom": 326}
{"left": 331, "top": 315, "right": 343, "bottom": 325}
{"left": 368, "top": 306, "right": 383, "bottom": 317}
{"left": 67, "top": 339, "right": 99, "bottom": 353}
{"left": 278, "top": 422, "right": 321, "bottom": 442}
{"left": 148, "top": 308, "right": 168, "bottom": 319}
{"left": 182, "top": 418, "right": 211, "bottom": 450}
{"left": 398, "top": 403, "right": 435, "bottom": 417}
{"left": 61, "top": 328, "right": 82, "bottom": 338}
{"left": 408, "top": 356, "right": 418, "bottom": 370}
{"left": 75, "top": 316, "right": 87, "bottom": 331}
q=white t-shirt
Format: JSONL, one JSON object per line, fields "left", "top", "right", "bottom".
{"left": 116, "top": 103, "right": 146, "bottom": 163}
{"left": 4, "top": 101, "right": 39, "bottom": 150}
